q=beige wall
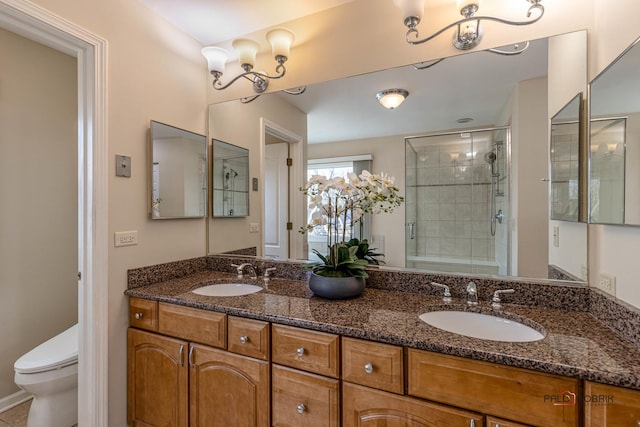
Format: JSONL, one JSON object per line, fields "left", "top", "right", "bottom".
{"left": 0, "top": 28, "right": 78, "bottom": 400}
{"left": 17, "top": 0, "right": 208, "bottom": 424}
{"left": 208, "top": 93, "right": 307, "bottom": 256}
{"left": 307, "top": 135, "right": 406, "bottom": 267}
{"left": 588, "top": 0, "right": 640, "bottom": 307}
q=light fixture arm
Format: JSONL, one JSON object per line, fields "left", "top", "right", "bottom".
{"left": 404, "top": 2, "right": 544, "bottom": 46}
{"left": 209, "top": 58, "right": 287, "bottom": 92}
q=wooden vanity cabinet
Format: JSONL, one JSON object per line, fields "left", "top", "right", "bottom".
{"left": 584, "top": 381, "right": 640, "bottom": 426}
{"left": 127, "top": 328, "right": 188, "bottom": 427}
{"left": 272, "top": 364, "right": 340, "bottom": 427}
{"left": 271, "top": 324, "right": 341, "bottom": 426}
{"left": 343, "top": 382, "right": 483, "bottom": 427}
{"left": 408, "top": 349, "right": 579, "bottom": 427}
{"left": 189, "top": 343, "right": 270, "bottom": 427}
{"left": 127, "top": 301, "right": 270, "bottom": 427}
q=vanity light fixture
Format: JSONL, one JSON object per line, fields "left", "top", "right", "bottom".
{"left": 202, "top": 28, "right": 295, "bottom": 94}
{"left": 240, "top": 86, "right": 307, "bottom": 104}
{"left": 376, "top": 88, "right": 409, "bottom": 109}
{"left": 393, "top": 0, "right": 544, "bottom": 51}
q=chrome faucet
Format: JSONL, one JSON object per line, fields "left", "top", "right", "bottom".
{"left": 430, "top": 282, "right": 452, "bottom": 303}
{"left": 231, "top": 263, "right": 258, "bottom": 280}
{"left": 466, "top": 281, "right": 478, "bottom": 306}
{"left": 491, "top": 289, "right": 515, "bottom": 309}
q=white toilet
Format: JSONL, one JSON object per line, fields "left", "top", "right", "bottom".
{"left": 14, "top": 324, "right": 78, "bottom": 427}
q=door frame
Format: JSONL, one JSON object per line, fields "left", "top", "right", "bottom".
{"left": 259, "top": 118, "right": 304, "bottom": 260}
{"left": 0, "top": 1, "right": 109, "bottom": 425}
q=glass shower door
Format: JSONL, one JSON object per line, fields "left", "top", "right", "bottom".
{"left": 405, "top": 128, "right": 509, "bottom": 275}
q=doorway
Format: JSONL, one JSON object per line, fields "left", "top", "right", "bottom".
{"left": 0, "top": 1, "right": 108, "bottom": 425}
{"left": 260, "top": 118, "right": 304, "bottom": 260}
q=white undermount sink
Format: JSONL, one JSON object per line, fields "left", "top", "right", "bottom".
{"left": 418, "top": 310, "right": 545, "bottom": 342}
{"left": 192, "top": 283, "right": 263, "bottom": 297}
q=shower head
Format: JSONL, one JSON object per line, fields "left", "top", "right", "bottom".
{"left": 484, "top": 151, "right": 497, "bottom": 164}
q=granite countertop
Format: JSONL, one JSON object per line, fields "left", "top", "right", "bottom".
{"left": 125, "top": 270, "right": 640, "bottom": 391}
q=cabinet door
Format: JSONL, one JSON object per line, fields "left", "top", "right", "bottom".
{"left": 127, "top": 328, "right": 188, "bottom": 427}
{"left": 272, "top": 364, "right": 340, "bottom": 427}
{"left": 343, "top": 382, "right": 483, "bottom": 427}
{"left": 189, "top": 344, "right": 270, "bottom": 427}
{"left": 584, "top": 381, "right": 640, "bottom": 426}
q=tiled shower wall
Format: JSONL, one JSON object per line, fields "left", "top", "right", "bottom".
{"left": 406, "top": 130, "right": 509, "bottom": 275}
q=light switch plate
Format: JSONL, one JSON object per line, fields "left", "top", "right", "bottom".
{"left": 116, "top": 154, "right": 131, "bottom": 177}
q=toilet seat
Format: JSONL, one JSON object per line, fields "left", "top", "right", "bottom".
{"left": 14, "top": 324, "right": 78, "bottom": 374}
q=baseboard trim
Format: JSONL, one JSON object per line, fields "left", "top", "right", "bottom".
{"left": 0, "top": 390, "right": 31, "bottom": 413}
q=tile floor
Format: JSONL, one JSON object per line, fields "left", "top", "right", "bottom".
{"left": 0, "top": 399, "right": 30, "bottom": 427}
{"left": 0, "top": 399, "right": 78, "bottom": 427}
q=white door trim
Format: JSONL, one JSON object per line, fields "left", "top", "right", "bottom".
{"left": 259, "top": 118, "right": 305, "bottom": 260}
{"left": 0, "top": 1, "right": 109, "bottom": 426}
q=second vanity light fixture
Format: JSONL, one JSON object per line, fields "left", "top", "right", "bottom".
{"left": 393, "top": 0, "right": 545, "bottom": 51}
{"left": 201, "top": 28, "right": 295, "bottom": 94}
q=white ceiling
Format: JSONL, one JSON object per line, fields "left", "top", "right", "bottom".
{"left": 278, "top": 39, "right": 548, "bottom": 143}
{"left": 138, "top": 0, "right": 356, "bottom": 45}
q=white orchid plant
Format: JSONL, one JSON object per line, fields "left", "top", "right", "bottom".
{"left": 300, "top": 170, "right": 404, "bottom": 278}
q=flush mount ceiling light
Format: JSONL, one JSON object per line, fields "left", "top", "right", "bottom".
{"left": 202, "top": 28, "right": 296, "bottom": 94}
{"left": 393, "top": 0, "right": 544, "bottom": 51}
{"left": 376, "top": 89, "right": 409, "bottom": 109}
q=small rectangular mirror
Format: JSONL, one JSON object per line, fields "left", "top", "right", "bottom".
{"left": 550, "top": 93, "right": 582, "bottom": 222}
{"left": 150, "top": 121, "right": 207, "bottom": 219}
{"left": 212, "top": 139, "right": 249, "bottom": 217}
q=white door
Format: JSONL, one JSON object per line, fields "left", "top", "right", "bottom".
{"left": 264, "top": 142, "right": 289, "bottom": 259}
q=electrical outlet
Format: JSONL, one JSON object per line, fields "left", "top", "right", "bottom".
{"left": 249, "top": 223, "right": 259, "bottom": 233}
{"left": 114, "top": 231, "right": 138, "bottom": 247}
{"left": 597, "top": 272, "right": 616, "bottom": 296}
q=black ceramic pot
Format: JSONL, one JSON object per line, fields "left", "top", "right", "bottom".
{"left": 308, "top": 272, "right": 366, "bottom": 299}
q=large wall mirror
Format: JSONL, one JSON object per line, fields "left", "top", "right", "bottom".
{"left": 207, "top": 30, "right": 588, "bottom": 284}
{"left": 589, "top": 36, "right": 640, "bottom": 225}
{"left": 150, "top": 121, "right": 207, "bottom": 219}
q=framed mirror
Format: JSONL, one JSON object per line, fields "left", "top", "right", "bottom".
{"left": 589, "top": 36, "right": 640, "bottom": 225}
{"left": 212, "top": 139, "right": 249, "bottom": 217}
{"left": 550, "top": 93, "right": 583, "bottom": 222}
{"left": 150, "top": 120, "right": 207, "bottom": 219}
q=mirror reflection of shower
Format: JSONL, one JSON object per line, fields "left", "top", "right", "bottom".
{"left": 224, "top": 165, "right": 238, "bottom": 216}
{"left": 484, "top": 141, "right": 505, "bottom": 236}
{"left": 405, "top": 127, "right": 510, "bottom": 276}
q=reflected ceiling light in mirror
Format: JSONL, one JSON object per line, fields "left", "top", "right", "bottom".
{"left": 202, "top": 27, "right": 295, "bottom": 94}
{"left": 376, "top": 88, "right": 409, "bottom": 109}
{"left": 393, "top": 0, "right": 544, "bottom": 51}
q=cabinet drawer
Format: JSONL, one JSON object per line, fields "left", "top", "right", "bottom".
{"left": 272, "top": 324, "right": 339, "bottom": 378}
{"left": 129, "top": 298, "right": 158, "bottom": 331}
{"left": 158, "top": 303, "right": 226, "bottom": 348}
{"left": 272, "top": 364, "right": 340, "bottom": 427}
{"left": 227, "top": 316, "right": 270, "bottom": 360}
{"left": 486, "top": 416, "right": 532, "bottom": 427}
{"left": 343, "top": 382, "right": 482, "bottom": 427}
{"left": 584, "top": 381, "right": 640, "bottom": 426}
{"left": 342, "top": 337, "right": 404, "bottom": 394}
{"left": 408, "top": 349, "right": 579, "bottom": 427}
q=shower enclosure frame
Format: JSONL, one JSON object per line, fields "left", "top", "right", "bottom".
{"left": 404, "top": 125, "right": 512, "bottom": 276}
